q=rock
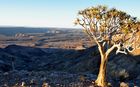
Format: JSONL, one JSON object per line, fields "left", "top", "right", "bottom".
{"left": 120, "top": 82, "right": 129, "bottom": 87}
{"left": 42, "top": 82, "right": 50, "bottom": 87}
{"left": 3, "top": 72, "right": 9, "bottom": 75}
{"left": 134, "top": 86, "right": 139, "bottom": 87}
{"left": 2, "top": 84, "right": 9, "bottom": 87}
{"left": 21, "top": 82, "right": 26, "bottom": 86}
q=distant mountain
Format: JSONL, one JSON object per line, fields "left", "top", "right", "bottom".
{"left": 0, "top": 27, "right": 80, "bottom": 36}
{"left": 0, "top": 27, "right": 50, "bottom": 36}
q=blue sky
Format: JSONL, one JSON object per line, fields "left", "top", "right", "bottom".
{"left": 0, "top": 0, "right": 140, "bottom": 28}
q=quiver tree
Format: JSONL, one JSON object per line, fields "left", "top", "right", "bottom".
{"left": 75, "top": 5, "right": 140, "bottom": 87}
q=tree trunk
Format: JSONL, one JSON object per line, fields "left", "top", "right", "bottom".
{"left": 95, "top": 55, "right": 108, "bottom": 87}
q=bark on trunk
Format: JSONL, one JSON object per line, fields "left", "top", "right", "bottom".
{"left": 95, "top": 55, "right": 108, "bottom": 87}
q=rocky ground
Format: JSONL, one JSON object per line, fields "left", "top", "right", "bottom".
{"left": 0, "top": 45, "right": 140, "bottom": 87}
{"left": 0, "top": 70, "right": 96, "bottom": 87}
{"left": 0, "top": 70, "right": 139, "bottom": 87}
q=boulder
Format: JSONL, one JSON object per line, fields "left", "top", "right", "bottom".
{"left": 120, "top": 82, "right": 129, "bottom": 87}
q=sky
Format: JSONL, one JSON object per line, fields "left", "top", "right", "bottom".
{"left": 0, "top": 0, "right": 140, "bottom": 28}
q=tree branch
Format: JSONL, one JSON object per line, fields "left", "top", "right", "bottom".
{"left": 105, "top": 44, "right": 118, "bottom": 58}
{"left": 116, "top": 43, "right": 127, "bottom": 54}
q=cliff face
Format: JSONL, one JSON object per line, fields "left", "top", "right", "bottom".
{"left": 0, "top": 45, "right": 140, "bottom": 80}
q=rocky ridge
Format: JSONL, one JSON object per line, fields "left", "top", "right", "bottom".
{"left": 0, "top": 45, "right": 140, "bottom": 86}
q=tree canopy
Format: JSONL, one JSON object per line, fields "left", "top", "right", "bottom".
{"left": 75, "top": 5, "right": 140, "bottom": 54}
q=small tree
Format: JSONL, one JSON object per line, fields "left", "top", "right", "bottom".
{"left": 75, "top": 5, "right": 140, "bottom": 87}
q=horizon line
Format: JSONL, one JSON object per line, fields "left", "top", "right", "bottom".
{"left": 0, "top": 25, "right": 81, "bottom": 29}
